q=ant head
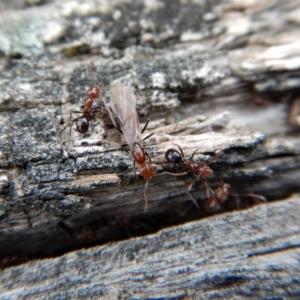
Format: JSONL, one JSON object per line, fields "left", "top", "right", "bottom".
{"left": 205, "top": 196, "right": 221, "bottom": 211}
{"left": 165, "top": 148, "right": 183, "bottom": 163}
{"left": 199, "top": 163, "right": 213, "bottom": 177}
{"left": 215, "top": 181, "right": 230, "bottom": 202}
{"left": 87, "top": 85, "right": 100, "bottom": 100}
{"left": 140, "top": 163, "right": 154, "bottom": 180}
{"left": 76, "top": 116, "right": 89, "bottom": 133}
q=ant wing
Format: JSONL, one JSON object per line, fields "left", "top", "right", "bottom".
{"left": 110, "top": 85, "right": 143, "bottom": 149}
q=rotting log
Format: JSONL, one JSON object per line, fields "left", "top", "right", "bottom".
{"left": 0, "top": 0, "right": 300, "bottom": 298}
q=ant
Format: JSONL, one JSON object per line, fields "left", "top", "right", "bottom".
{"left": 204, "top": 179, "right": 230, "bottom": 211}
{"left": 59, "top": 63, "right": 103, "bottom": 144}
{"left": 69, "top": 84, "right": 101, "bottom": 134}
{"left": 204, "top": 179, "right": 267, "bottom": 211}
{"left": 108, "top": 85, "right": 154, "bottom": 212}
{"left": 165, "top": 145, "right": 222, "bottom": 191}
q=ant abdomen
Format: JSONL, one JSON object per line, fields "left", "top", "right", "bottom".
{"left": 76, "top": 117, "right": 89, "bottom": 133}
{"left": 165, "top": 149, "right": 183, "bottom": 163}
{"left": 139, "top": 164, "right": 154, "bottom": 180}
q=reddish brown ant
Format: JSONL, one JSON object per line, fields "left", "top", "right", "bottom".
{"left": 204, "top": 179, "right": 230, "bottom": 211}
{"left": 108, "top": 85, "right": 154, "bottom": 212}
{"left": 165, "top": 145, "right": 222, "bottom": 191}
{"left": 70, "top": 84, "right": 101, "bottom": 134}
{"left": 205, "top": 179, "right": 267, "bottom": 211}
{"left": 59, "top": 63, "right": 102, "bottom": 144}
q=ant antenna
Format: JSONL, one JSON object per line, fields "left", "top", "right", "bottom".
{"left": 208, "top": 150, "right": 224, "bottom": 164}
{"left": 88, "top": 59, "right": 94, "bottom": 85}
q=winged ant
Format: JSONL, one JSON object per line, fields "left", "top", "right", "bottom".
{"left": 108, "top": 85, "right": 154, "bottom": 212}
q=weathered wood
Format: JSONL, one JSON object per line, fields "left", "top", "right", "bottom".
{"left": 1, "top": 196, "right": 300, "bottom": 298}
{"left": 0, "top": 0, "right": 300, "bottom": 298}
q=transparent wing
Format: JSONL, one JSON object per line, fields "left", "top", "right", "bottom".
{"left": 110, "top": 85, "right": 143, "bottom": 149}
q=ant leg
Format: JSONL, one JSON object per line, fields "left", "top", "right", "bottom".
{"left": 69, "top": 109, "right": 72, "bottom": 122}
{"left": 116, "top": 127, "right": 124, "bottom": 135}
{"left": 231, "top": 193, "right": 267, "bottom": 204}
{"left": 58, "top": 120, "right": 76, "bottom": 147}
{"left": 59, "top": 110, "right": 82, "bottom": 144}
{"left": 88, "top": 114, "right": 93, "bottom": 133}
{"left": 176, "top": 202, "right": 195, "bottom": 216}
{"left": 187, "top": 177, "right": 198, "bottom": 191}
{"left": 145, "top": 152, "right": 151, "bottom": 163}
{"left": 186, "top": 190, "right": 199, "bottom": 208}
{"left": 190, "top": 148, "right": 200, "bottom": 161}
{"left": 174, "top": 144, "right": 185, "bottom": 160}
{"left": 143, "top": 132, "right": 154, "bottom": 141}
{"left": 133, "top": 160, "right": 136, "bottom": 178}
{"left": 141, "top": 119, "right": 154, "bottom": 141}
{"left": 141, "top": 119, "right": 150, "bottom": 133}
{"left": 188, "top": 176, "right": 213, "bottom": 194}
{"left": 68, "top": 121, "right": 73, "bottom": 147}
{"left": 102, "top": 83, "right": 126, "bottom": 91}
{"left": 143, "top": 180, "right": 149, "bottom": 212}
{"left": 90, "top": 107, "right": 102, "bottom": 117}
{"left": 69, "top": 110, "right": 83, "bottom": 121}
{"left": 157, "top": 171, "right": 187, "bottom": 176}
{"left": 58, "top": 125, "right": 68, "bottom": 142}
{"left": 208, "top": 150, "right": 224, "bottom": 164}
{"left": 200, "top": 178, "right": 214, "bottom": 195}
{"left": 250, "top": 194, "right": 267, "bottom": 203}
{"left": 88, "top": 60, "right": 94, "bottom": 84}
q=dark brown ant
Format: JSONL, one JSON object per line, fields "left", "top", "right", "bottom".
{"left": 165, "top": 145, "right": 222, "bottom": 191}
{"left": 205, "top": 179, "right": 267, "bottom": 211}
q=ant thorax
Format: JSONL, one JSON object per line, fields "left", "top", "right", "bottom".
{"left": 132, "top": 142, "right": 146, "bottom": 165}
